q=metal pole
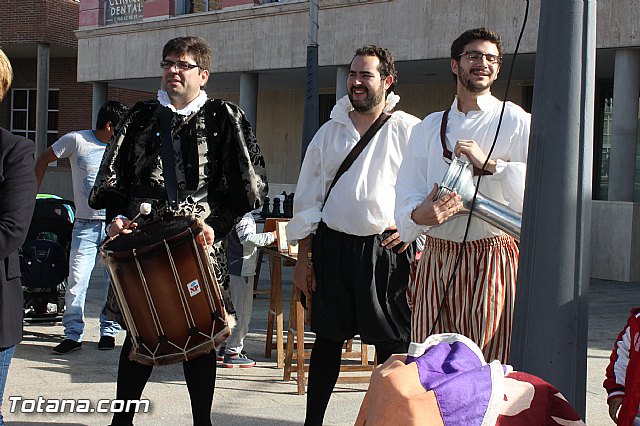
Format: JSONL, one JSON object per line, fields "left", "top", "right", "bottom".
{"left": 300, "top": 0, "right": 319, "bottom": 164}
{"left": 308, "top": 0, "right": 318, "bottom": 45}
{"left": 336, "top": 65, "right": 348, "bottom": 102}
{"left": 510, "top": 0, "right": 595, "bottom": 417}
{"left": 92, "top": 82, "right": 108, "bottom": 129}
{"left": 240, "top": 73, "right": 259, "bottom": 130}
{"left": 35, "top": 43, "right": 50, "bottom": 157}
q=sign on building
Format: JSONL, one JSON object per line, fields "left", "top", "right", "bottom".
{"left": 104, "top": 0, "right": 143, "bottom": 25}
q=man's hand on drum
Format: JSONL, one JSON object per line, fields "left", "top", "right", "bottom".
{"left": 292, "top": 235, "right": 315, "bottom": 298}
{"left": 198, "top": 224, "right": 215, "bottom": 247}
{"left": 107, "top": 216, "right": 137, "bottom": 238}
{"left": 410, "top": 183, "right": 463, "bottom": 227}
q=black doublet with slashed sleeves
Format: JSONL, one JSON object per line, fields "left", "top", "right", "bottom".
{"left": 89, "top": 98, "right": 268, "bottom": 243}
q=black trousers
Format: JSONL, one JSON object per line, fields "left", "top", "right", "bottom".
{"left": 304, "top": 335, "right": 408, "bottom": 425}
{"left": 310, "top": 222, "right": 412, "bottom": 344}
{"left": 110, "top": 333, "right": 217, "bottom": 426}
{"left": 304, "top": 223, "right": 413, "bottom": 425}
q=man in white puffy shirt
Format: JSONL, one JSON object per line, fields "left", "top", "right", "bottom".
{"left": 286, "top": 45, "right": 420, "bottom": 425}
{"left": 35, "top": 101, "right": 127, "bottom": 354}
{"left": 394, "top": 28, "right": 531, "bottom": 364}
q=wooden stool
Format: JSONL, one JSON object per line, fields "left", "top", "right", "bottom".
{"left": 264, "top": 253, "right": 283, "bottom": 367}
{"left": 283, "top": 285, "right": 376, "bottom": 395}
{"left": 252, "top": 249, "right": 270, "bottom": 297}
{"left": 264, "top": 250, "right": 295, "bottom": 368}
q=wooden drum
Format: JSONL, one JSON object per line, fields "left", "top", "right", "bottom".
{"left": 100, "top": 216, "right": 230, "bottom": 365}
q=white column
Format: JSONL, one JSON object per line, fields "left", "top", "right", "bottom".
{"left": 35, "top": 43, "right": 50, "bottom": 157}
{"left": 608, "top": 49, "right": 640, "bottom": 201}
{"left": 336, "top": 65, "right": 349, "bottom": 101}
{"left": 92, "top": 82, "right": 108, "bottom": 129}
{"left": 239, "top": 72, "right": 258, "bottom": 130}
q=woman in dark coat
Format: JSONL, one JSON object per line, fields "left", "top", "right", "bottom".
{"left": 0, "top": 48, "right": 37, "bottom": 426}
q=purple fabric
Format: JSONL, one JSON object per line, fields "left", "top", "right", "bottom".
{"left": 406, "top": 341, "right": 493, "bottom": 425}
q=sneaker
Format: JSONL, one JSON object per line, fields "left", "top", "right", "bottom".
{"left": 221, "top": 353, "right": 256, "bottom": 368}
{"left": 215, "top": 345, "right": 247, "bottom": 362}
{"left": 217, "top": 345, "right": 226, "bottom": 362}
{"left": 98, "top": 336, "right": 116, "bottom": 350}
{"left": 52, "top": 339, "right": 82, "bottom": 354}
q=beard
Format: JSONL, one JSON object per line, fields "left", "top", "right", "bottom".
{"left": 458, "top": 66, "right": 495, "bottom": 93}
{"left": 349, "top": 83, "right": 386, "bottom": 113}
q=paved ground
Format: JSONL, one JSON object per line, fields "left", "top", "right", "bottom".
{"left": 2, "top": 259, "right": 634, "bottom": 425}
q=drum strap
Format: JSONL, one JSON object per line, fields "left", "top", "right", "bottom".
{"left": 440, "top": 107, "right": 492, "bottom": 177}
{"left": 159, "top": 107, "right": 179, "bottom": 207}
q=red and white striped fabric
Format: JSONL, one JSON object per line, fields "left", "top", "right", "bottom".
{"left": 409, "top": 234, "right": 518, "bottom": 363}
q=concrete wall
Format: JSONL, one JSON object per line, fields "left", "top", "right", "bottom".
{"left": 251, "top": 80, "right": 525, "bottom": 185}
{"left": 591, "top": 201, "right": 640, "bottom": 282}
{"left": 75, "top": 0, "right": 541, "bottom": 81}
{"left": 38, "top": 169, "right": 74, "bottom": 200}
{"left": 75, "top": 0, "right": 640, "bottom": 81}
{"left": 70, "top": 0, "right": 640, "bottom": 283}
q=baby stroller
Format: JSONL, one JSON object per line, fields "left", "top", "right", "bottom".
{"left": 21, "top": 194, "right": 75, "bottom": 322}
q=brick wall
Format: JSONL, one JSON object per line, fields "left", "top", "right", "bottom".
{"left": 3, "top": 56, "right": 152, "bottom": 131}
{"left": 0, "top": 0, "right": 151, "bottom": 175}
{"left": 0, "top": 0, "right": 80, "bottom": 48}
{"left": 0, "top": 54, "right": 152, "bottom": 171}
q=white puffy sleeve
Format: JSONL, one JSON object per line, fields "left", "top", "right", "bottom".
{"left": 395, "top": 119, "right": 434, "bottom": 243}
{"left": 286, "top": 136, "right": 325, "bottom": 244}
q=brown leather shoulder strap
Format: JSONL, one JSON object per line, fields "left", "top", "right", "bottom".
{"left": 440, "top": 107, "right": 492, "bottom": 176}
{"left": 323, "top": 112, "right": 392, "bottom": 207}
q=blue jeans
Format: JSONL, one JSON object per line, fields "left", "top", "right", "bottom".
{"left": 0, "top": 345, "right": 16, "bottom": 426}
{"left": 62, "top": 219, "right": 121, "bottom": 341}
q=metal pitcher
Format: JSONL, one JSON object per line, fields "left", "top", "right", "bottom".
{"left": 436, "top": 158, "right": 522, "bottom": 241}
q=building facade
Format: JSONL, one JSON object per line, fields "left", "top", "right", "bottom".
{"left": 0, "top": 0, "right": 153, "bottom": 196}
{"left": 5, "top": 0, "right": 639, "bottom": 281}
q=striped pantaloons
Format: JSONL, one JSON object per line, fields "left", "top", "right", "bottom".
{"left": 409, "top": 234, "right": 518, "bottom": 363}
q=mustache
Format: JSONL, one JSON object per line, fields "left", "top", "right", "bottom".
{"left": 470, "top": 66, "right": 490, "bottom": 73}
{"left": 350, "top": 86, "right": 369, "bottom": 93}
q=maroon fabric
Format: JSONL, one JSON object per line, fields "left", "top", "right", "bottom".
{"left": 497, "top": 371, "right": 583, "bottom": 425}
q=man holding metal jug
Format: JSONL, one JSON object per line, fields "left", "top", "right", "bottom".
{"left": 395, "top": 28, "right": 531, "bottom": 364}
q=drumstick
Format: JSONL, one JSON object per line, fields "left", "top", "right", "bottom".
{"left": 122, "top": 202, "right": 152, "bottom": 231}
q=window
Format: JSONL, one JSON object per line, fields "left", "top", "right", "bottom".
{"left": 319, "top": 94, "right": 335, "bottom": 126}
{"left": 10, "top": 89, "right": 59, "bottom": 146}
{"left": 593, "top": 82, "right": 640, "bottom": 201}
{"left": 594, "top": 83, "right": 612, "bottom": 200}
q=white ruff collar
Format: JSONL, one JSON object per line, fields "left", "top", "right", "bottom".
{"left": 157, "top": 90, "right": 208, "bottom": 116}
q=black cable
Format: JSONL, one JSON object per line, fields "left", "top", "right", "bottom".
{"left": 428, "top": 0, "right": 530, "bottom": 336}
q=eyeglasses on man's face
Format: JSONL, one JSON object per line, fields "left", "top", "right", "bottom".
{"left": 160, "top": 60, "right": 200, "bottom": 71}
{"left": 458, "top": 51, "right": 502, "bottom": 64}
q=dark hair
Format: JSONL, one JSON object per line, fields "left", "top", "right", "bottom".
{"left": 450, "top": 27, "right": 503, "bottom": 82}
{"left": 451, "top": 27, "right": 504, "bottom": 60}
{"left": 352, "top": 45, "right": 397, "bottom": 93}
{"left": 96, "top": 101, "right": 128, "bottom": 130}
{"left": 162, "top": 36, "right": 212, "bottom": 72}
